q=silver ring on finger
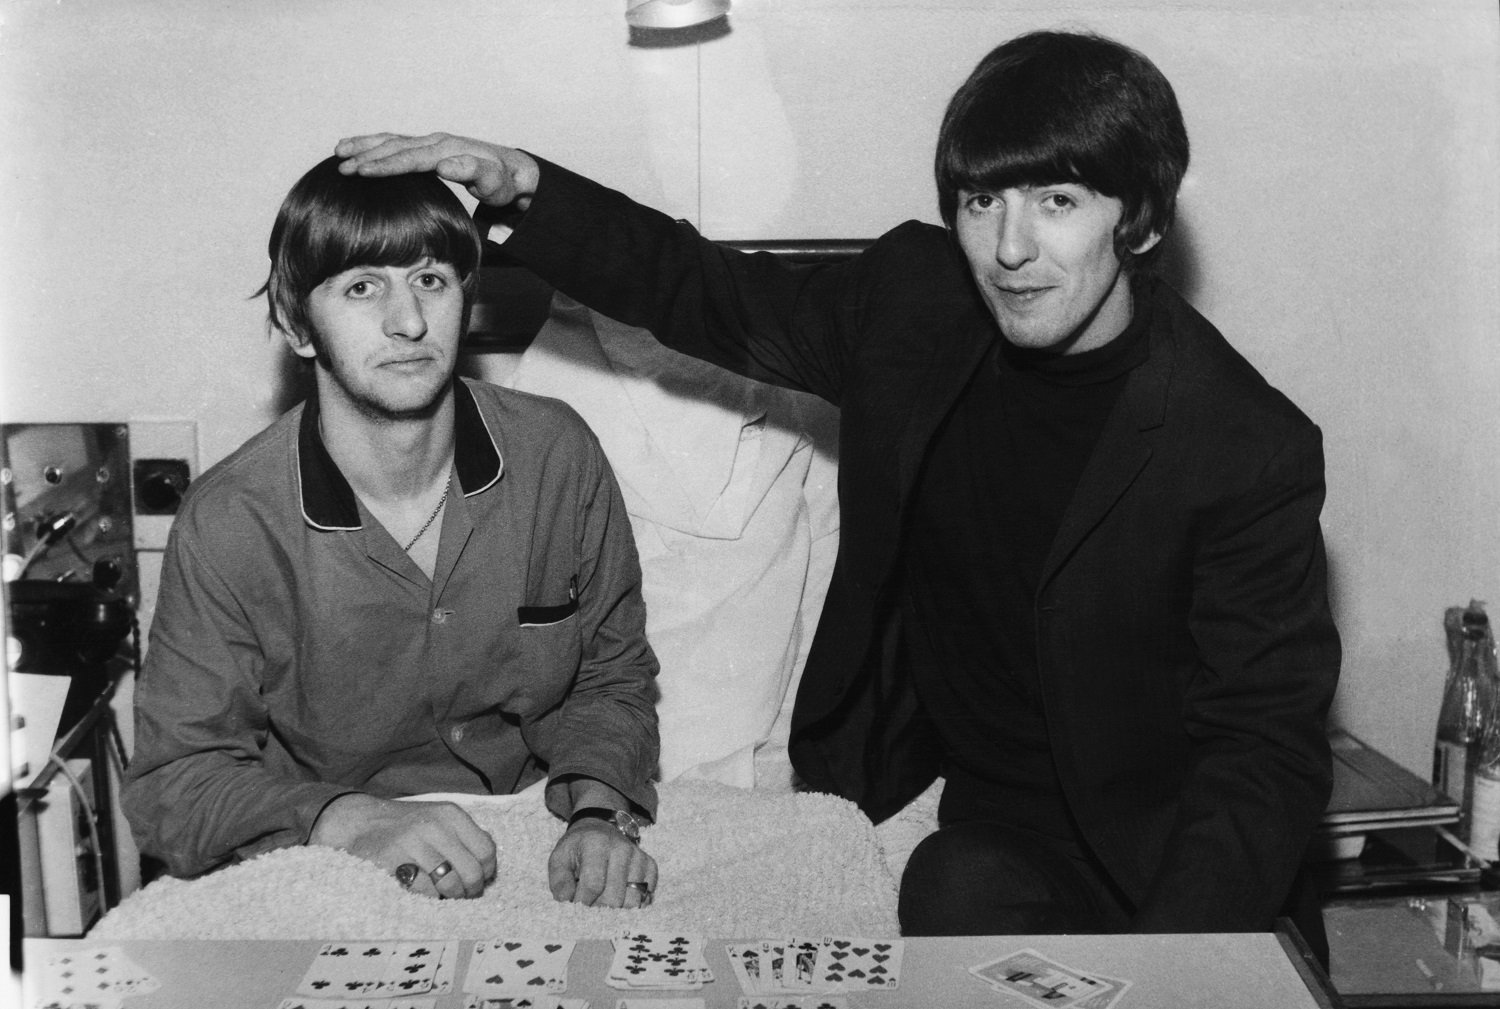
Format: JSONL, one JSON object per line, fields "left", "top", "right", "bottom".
{"left": 428, "top": 860, "right": 454, "bottom": 885}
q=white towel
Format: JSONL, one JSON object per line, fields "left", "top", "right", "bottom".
{"left": 93, "top": 781, "right": 898, "bottom": 940}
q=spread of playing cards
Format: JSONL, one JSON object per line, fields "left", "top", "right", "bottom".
{"left": 725, "top": 936, "right": 903, "bottom": 996}
{"left": 23, "top": 935, "right": 1155, "bottom": 1008}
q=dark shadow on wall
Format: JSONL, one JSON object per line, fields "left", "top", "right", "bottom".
{"left": 1156, "top": 209, "right": 1200, "bottom": 304}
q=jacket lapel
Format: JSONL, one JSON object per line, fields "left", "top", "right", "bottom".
{"left": 1039, "top": 306, "right": 1175, "bottom": 591}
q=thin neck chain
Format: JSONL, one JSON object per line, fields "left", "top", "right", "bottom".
{"left": 403, "top": 482, "right": 450, "bottom": 552}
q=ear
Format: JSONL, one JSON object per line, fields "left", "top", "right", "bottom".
{"left": 282, "top": 327, "right": 318, "bottom": 360}
{"left": 1130, "top": 231, "right": 1163, "bottom": 256}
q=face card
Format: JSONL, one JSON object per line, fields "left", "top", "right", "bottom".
{"left": 784, "top": 937, "right": 823, "bottom": 990}
{"left": 969, "top": 949, "right": 1117, "bottom": 1009}
{"left": 812, "top": 937, "right": 903, "bottom": 991}
{"left": 725, "top": 942, "right": 769, "bottom": 994}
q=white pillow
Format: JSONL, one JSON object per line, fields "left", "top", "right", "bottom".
{"left": 482, "top": 295, "right": 839, "bottom": 788}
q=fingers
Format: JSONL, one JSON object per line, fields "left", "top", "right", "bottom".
{"left": 333, "top": 132, "right": 403, "bottom": 158}
{"left": 622, "top": 847, "right": 658, "bottom": 910}
{"left": 332, "top": 132, "right": 538, "bottom": 209}
{"left": 547, "top": 838, "right": 580, "bottom": 903}
{"left": 317, "top": 796, "right": 493, "bottom": 900}
{"left": 335, "top": 132, "right": 474, "bottom": 177}
{"left": 437, "top": 803, "right": 498, "bottom": 886}
{"left": 548, "top": 824, "right": 658, "bottom": 908}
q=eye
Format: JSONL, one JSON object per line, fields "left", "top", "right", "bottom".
{"left": 963, "top": 192, "right": 998, "bottom": 213}
{"left": 1042, "top": 192, "right": 1077, "bottom": 212}
{"left": 345, "top": 279, "right": 377, "bottom": 298}
{"left": 414, "top": 271, "right": 449, "bottom": 291}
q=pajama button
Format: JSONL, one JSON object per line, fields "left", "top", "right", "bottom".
{"left": 451, "top": 724, "right": 465, "bottom": 742}
{"left": 431, "top": 607, "right": 450, "bottom": 624}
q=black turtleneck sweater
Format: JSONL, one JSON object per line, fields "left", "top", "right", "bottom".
{"left": 900, "top": 295, "right": 1151, "bottom": 843}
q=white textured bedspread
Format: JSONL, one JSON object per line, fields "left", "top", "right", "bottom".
{"left": 93, "top": 781, "right": 900, "bottom": 940}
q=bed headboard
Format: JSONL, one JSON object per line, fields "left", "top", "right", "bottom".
{"left": 465, "top": 239, "right": 872, "bottom": 352}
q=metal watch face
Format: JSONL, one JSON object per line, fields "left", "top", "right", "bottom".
{"left": 611, "top": 809, "right": 643, "bottom": 843}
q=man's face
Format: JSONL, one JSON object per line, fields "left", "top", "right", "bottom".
{"left": 954, "top": 183, "right": 1158, "bottom": 354}
{"left": 295, "top": 258, "right": 465, "bottom": 420}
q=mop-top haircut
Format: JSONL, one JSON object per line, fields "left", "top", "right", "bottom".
{"left": 262, "top": 155, "right": 483, "bottom": 350}
{"left": 935, "top": 30, "right": 1190, "bottom": 270}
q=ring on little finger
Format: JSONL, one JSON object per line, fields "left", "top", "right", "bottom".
{"left": 626, "top": 880, "right": 653, "bottom": 905}
{"left": 394, "top": 863, "right": 420, "bottom": 889}
{"left": 428, "top": 860, "right": 454, "bottom": 885}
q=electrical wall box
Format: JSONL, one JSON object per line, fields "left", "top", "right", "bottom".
{"left": 1, "top": 423, "right": 138, "bottom": 601}
{"left": 127, "top": 421, "right": 197, "bottom": 551}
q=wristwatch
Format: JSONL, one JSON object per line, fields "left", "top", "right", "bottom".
{"left": 567, "top": 806, "right": 644, "bottom": 844}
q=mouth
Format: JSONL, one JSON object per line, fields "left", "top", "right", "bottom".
{"left": 993, "top": 284, "right": 1053, "bottom": 306}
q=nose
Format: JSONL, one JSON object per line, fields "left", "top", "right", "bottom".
{"left": 383, "top": 283, "right": 428, "bottom": 341}
{"left": 995, "top": 201, "right": 1037, "bottom": 270}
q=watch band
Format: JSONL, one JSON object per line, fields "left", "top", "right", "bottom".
{"left": 567, "top": 806, "right": 643, "bottom": 843}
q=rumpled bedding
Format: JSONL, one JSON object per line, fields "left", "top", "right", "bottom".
{"left": 94, "top": 781, "right": 900, "bottom": 940}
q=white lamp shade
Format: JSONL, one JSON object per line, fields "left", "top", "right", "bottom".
{"left": 626, "top": 0, "right": 730, "bottom": 30}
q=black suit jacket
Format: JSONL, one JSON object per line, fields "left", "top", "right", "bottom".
{"left": 504, "top": 159, "right": 1341, "bottom": 932}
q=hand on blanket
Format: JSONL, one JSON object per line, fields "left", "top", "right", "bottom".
{"left": 335, "top": 132, "right": 539, "bottom": 214}
{"left": 549, "top": 818, "right": 658, "bottom": 909}
{"left": 309, "top": 793, "right": 497, "bottom": 899}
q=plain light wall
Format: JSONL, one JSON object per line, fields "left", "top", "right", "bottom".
{"left": 1, "top": 0, "right": 1497, "bottom": 780}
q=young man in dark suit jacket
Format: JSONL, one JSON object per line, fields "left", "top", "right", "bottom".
{"left": 337, "top": 29, "right": 1339, "bottom": 946}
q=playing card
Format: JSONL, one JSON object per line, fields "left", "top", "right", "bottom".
{"left": 783, "top": 936, "right": 824, "bottom": 991}
{"left": 41, "top": 946, "right": 160, "bottom": 1000}
{"left": 617, "top": 1000, "right": 707, "bottom": 1009}
{"left": 430, "top": 940, "right": 460, "bottom": 994}
{"left": 810, "top": 937, "right": 903, "bottom": 991}
{"left": 297, "top": 942, "right": 393, "bottom": 998}
{"left": 277, "top": 1000, "right": 435, "bottom": 1009}
{"left": 463, "top": 939, "right": 576, "bottom": 996}
{"left": 735, "top": 998, "right": 849, "bottom": 1009}
{"left": 725, "top": 941, "right": 772, "bottom": 994}
{"left": 969, "top": 948, "right": 1117, "bottom": 1009}
{"left": 608, "top": 931, "right": 710, "bottom": 989}
{"left": 460, "top": 998, "right": 589, "bottom": 1009}
{"left": 373, "top": 941, "right": 446, "bottom": 996}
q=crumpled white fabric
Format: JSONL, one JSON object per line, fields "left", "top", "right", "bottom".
{"left": 498, "top": 295, "right": 839, "bottom": 788}
{"left": 93, "top": 780, "right": 899, "bottom": 941}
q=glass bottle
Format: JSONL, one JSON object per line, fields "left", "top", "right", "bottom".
{"left": 1434, "top": 606, "right": 1496, "bottom": 812}
{"left": 1468, "top": 613, "right": 1500, "bottom": 859}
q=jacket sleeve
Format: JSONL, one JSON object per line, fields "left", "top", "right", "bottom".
{"left": 499, "top": 158, "right": 857, "bottom": 407}
{"left": 523, "top": 430, "right": 662, "bottom": 821}
{"left": 123, "top": 520, "right": 351, "bottom": 878}
{"left": 1131, "top": 423, "right": 1340, "bottom": 931}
